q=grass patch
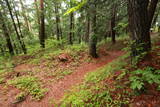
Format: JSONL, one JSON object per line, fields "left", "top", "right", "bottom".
{"left": 7, "top": 76, "right": 47, "bottom": 100}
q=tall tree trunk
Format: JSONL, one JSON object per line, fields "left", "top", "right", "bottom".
{"left": 0, "top": 11, "right": 14, "bottom": 55}
{"left": 12, "top": 39, "right": 19, "bottom": 54}
{"left": 5, "top": 0, "right": 27, "bottom": 54}
{"left": 55, "top": 4, "right": 60, "bottom": 40}
{"left": 128, "top": 0, "right": 151, "bottom": 58}
{"left": 59, "top": 24, "right": 63, "bottom": 39}
{"left": 148, "top": 0, "right": 159, "bottom": 29}
{"left": 110, "top": 4, "right": 116, "bottom": 44}
{"left": 85, "top": 13, "right": 90, "bottom": 43}
{"left": 69, "top": 0, "right": 75, "bottom": 45}
{"left": 128, "top": 0, "right": 158, "bottom": 59}
{"left": 69, "top": 12, "right": 74, "bottom": 45}
{"left": 12, "top": 2, "right": 24, "bottom": 40}
{"left": 89, "top": 1, "right": 98, "bottom": 58}
{"left": 40, "top": 0, "right": 45, "bottom": 48}
{"left": 57, "top": 3, "right": 63, "bottom": 39}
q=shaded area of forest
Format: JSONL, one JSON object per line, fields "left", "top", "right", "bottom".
{"left": 0, "top": 0, "right": 160, "bottom": 107}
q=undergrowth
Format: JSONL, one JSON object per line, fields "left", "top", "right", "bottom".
{"left": 60, "top": 53, "right": 130, "bottom": 107}
{"left": 130, "top": 67, "right": 160, "bottom": 93}
{"left": 7, "top": 76, "right": 48, "bottom": 100}
{"left": 15, "top": 39, "right": 87, "bottom": 65}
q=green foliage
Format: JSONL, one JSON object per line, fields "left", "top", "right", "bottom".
{"left": 84, "top": 53, "right": 129, "bottom": 85}
{"left": 61, "top": 84, "right": 128, "bottom": 107}
{"left": 116, "top": 70, "right": 128, "bottom": 80}
{"left": 125, "top": 40, "right": 148, "bottom": 66}
{"left": 61, "top": 53, "right": 129, "bottom": 106}
{"left": 0, "top": 58, "right": 14, "bottom": 80}
{"left": 64, "top": 0, "right": 87, "bottom": 15}
{"left": 15, "top": 39, "right": 87, "bottom": 66}
{"left": 8, "top": 76, "right": 47, "bottom": 100}
{"left": 129, "top": 67, "right": 160, "bottom": 91}
{"left": 115, "top": 22, "right": 128, "bottom": 34}
{"left": 66, "top": 43, "right": 87, "bottom": 54}
{"left": 0, "top": 58, "right": 13, "bottom": 70}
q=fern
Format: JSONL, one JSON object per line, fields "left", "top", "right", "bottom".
{"left": 129, "top": 67, "right": 160, "bottom": 91}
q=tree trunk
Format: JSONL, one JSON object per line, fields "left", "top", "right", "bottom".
{"left": 128, "top": 0, "right": 158, "bottom": 59}
{"left": 59, "top": 25, "right": 63, "bottom": 39}
{"left": 58, "top": 4, "right": 63, "bottom": 39}
{"left": 69, "top": 12, "right": 74, "bottom": 45}
{"left": 0, "top": 11, "right": 14, "bottom": 55}
{"left": 55, "top": 4, "right": 60, "bottom": 40}
{"left": 89, "top": 1, "right": 98, "bottom": 58}
{"left": 40, "top": 0, "right": 45, "bottom": 48}
{"left": 5, "top": 0, "right": 27, "bottom": 54}
{"left": 12, "top": 2, "right": 24, "bottom": 40}
{"left": 110, "top": 4, "right": 116, "bottom": 44}
{"left": 151, "top": 6, "right": 160, "bottom": 27}
{"left": 85, "top": 13, "right": 90, "bottom": 43}
{"left": 148, "top": 0, "right": 159, "bottom": 29}
{"left": 128, "top": 0, "right": 151, "bottom": 58}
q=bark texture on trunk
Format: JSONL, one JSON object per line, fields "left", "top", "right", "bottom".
{"left": 0, "top": 11, "right": 14, "bottom": 55}
{"left": 69, "top": 11, "right": 74, "bottom": 45}
{"left": 148, "top": 0, "right": 159, "bottom": 29}
{"left": 55, "top": 4, "right": 62, "bottom": 40}
{"left": 5, "top": 0, "right": 27, "bottom": 54}
{"left": 128, "top": 0, "right": 151, "bottom": 57}
{"left": 40, "top": 0, "right": 45, "bottom": 48}
{"left": 110, "top": 4, "right": 116, "bottom": 44}
{"left": 12, "top": 2, "right": 24, "bottom": 39}
{"left": 89, "top": 1, "right": 98, "bottom": 58}
{"left": 85, "top": 13, "right": 90, "bottom": 43}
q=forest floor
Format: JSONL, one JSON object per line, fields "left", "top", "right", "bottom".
{"left": 0, "top": 38, "right": 126, "bottom": 107}
{"left": 0, "top": 33, "right": 160, "bottom": 107}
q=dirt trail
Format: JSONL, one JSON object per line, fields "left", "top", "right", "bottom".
{"left": 15, "top": 51, "right": 124, "bottom": 107}
{"left": 0, "top": 50, "right": 124, "bottom": 107}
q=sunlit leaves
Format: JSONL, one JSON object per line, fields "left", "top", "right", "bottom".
{"left": 64, "top": 0, "right": 87, "bottom": 15}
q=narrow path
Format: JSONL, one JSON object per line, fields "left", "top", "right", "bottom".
{"left": 15, "top": 51, "right": 124, "bottom": 107}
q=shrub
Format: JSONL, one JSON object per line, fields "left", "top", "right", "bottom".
{"left": 129, "top": 67, "right": 160, "bottom": 92}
